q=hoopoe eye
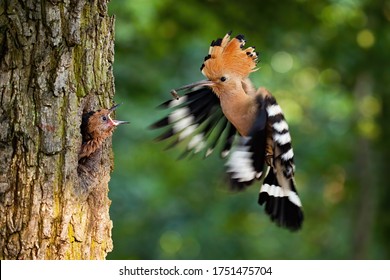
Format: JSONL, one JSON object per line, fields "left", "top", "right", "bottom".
{"left": 102, "top": 116, "right": 107, "bottom": 121}
{"left": 220, "top": 76, "right": 227, "bottom": 82}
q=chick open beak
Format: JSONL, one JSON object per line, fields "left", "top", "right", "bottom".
{"left": 108, "top": 103, "right": 130, "bottom": 126}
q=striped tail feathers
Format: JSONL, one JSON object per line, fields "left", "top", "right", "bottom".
{"left": 258, "top": 165, "right": 303, "bottom": 231}
{"left": 150, "top": 86, "right": 238, "bottom": 158}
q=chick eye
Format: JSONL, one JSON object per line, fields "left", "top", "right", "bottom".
{"left": 220, "top": 76, "right": 227, "bottom": 82}
{"left": 102, "top": 116, "right": 107, "bottom": 121}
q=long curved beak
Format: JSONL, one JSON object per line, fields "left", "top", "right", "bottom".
{"left": 108, "top": 103, "right": 130, "bottom": 126}
{"left": 170, "top": 80, "right": 214, "bottom": 99}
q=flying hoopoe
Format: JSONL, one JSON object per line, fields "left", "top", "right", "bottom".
{"left": 79, "top": 104, "right": 129, "bottom": 160}
{"left": 151, "top": 32, "right": 303, "bottom": 231}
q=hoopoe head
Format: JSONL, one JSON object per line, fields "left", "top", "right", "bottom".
{"left": 170, "top": 32, "right": 258, "bottom": 98}
{"left": 82, "top": 104, "right": 129, "bottom": 142}
{"left": 200, "top": 32, "right": 258, "bottom": 96}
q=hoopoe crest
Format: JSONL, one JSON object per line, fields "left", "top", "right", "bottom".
{"left": 151, "top": 32, "right": 304, "bottom": 231}
{"left": 200, "top": 33, "right": 258, "bottom": 93}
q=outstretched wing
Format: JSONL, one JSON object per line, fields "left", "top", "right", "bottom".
{"left": 225, "top": 90, "right": 304, "bottom": 231}
{"left": 258, "top": 93, "right": 303, "bottom": 231}
{"left": 152, "top": 85, "right": 304, "bottom": 231}
{"left": 150, "top": 86, "right": 238, "bottom": 158}
{"left": 259, "top": 167, "right": 303, "bottom": 230}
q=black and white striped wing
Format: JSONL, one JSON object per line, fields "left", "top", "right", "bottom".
{"left": 225, "top": 93, "right": 304, "bottom": 230}
{"left": 258, "top": 95, "right": 304, "bottom": 231}
{"left": 150, "top": 86, "right": 238, "bottom": 158}
{"left": 264, "top": 97, "right": 296, "bottom": 178}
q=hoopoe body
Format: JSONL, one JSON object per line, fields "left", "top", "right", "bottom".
{"left": 79, "top": 104, "right": 129, "bottom": 160}
{"left": 152, "top": 32, "right": 303, "bottom": 230}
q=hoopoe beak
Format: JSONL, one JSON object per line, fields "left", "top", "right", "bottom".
{"left": 170, "top": 79, "right": 214, "bottom": 99}
{"left": 108, "top": 103, "right": 130, "bottom": 126}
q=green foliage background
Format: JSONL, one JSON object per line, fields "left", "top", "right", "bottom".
{"left": 107, "top": 0, "right": 390, "bottom": 259}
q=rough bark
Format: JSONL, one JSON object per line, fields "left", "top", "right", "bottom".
{"left": 0, "top": 0, "right": 115, "bottom": 259}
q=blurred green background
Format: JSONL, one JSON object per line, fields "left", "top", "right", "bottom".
{"left": 107, "top": 0, "right": 390, "bottom": 259}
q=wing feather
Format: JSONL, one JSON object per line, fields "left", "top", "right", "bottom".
{"left": 150, "top": 86, "right": 238, "bottom": 158}
{"left": 256, "top": 93, "right": 303, "bottom": 231}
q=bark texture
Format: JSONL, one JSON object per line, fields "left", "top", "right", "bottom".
{"left": 0, "top": 0, "right": 115, "bottom": 259}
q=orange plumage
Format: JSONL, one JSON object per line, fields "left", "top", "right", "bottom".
{"left": 201, "top": 32, "right": 258, "bottom": 82}
{"left": 152, "top": 32, "right": 304, "bottom": 231}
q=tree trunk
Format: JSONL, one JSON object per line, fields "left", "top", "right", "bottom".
{"left": 351, "top": 73, "right": 378, "bottom": 259}
{"left": 0, "top": 0, "right": 115, "bottom": 259}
